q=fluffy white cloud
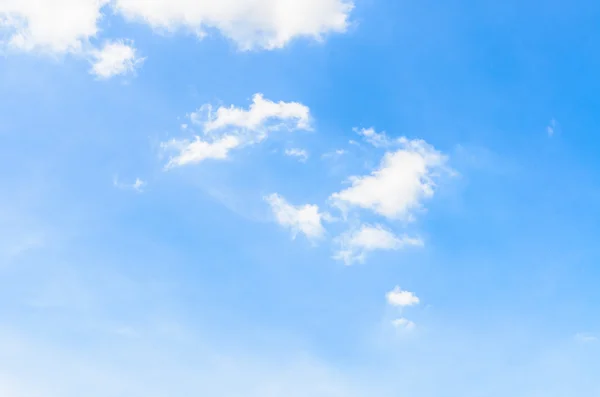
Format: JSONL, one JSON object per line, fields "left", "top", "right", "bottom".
{"left": 89, "top": 41, "right": 144, "bottom": 78}
{"left": 164, "top": 94, "right": 310, "bottom": 168}
{"left": 0, "top": 0, "right": 352, "bottom": 56}
{"left": 285, "top": 148, "right": 309, "bottom": 162}
{"left": 386, "top": 286, "right": 420, "bottom": 307}
{"left": 0, "top": 0, "right": 108, "bottom": 53}
{"left": 334, "top": 224, "right": 423, "bottom": 265}
{"left": 265, "top": 193, "right": 325, "bottom": 240}
{"left": 330, "top": 138, "right": 447, "bottom": 221}
{"left": 392, "top": 317, "right": 416, "bottom": 331}
{"left": 197, "top": 93, "right": 311, "bottom": 135}
{"left": 113, "top": 0, "right": 354, "bottom": 50}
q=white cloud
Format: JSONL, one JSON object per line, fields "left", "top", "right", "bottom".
{"left": 330, "top": 138, "right": 448, "bottom": 221}
{"left": 132, "top": 178, "right": 145, "bottom": 192}
{"left": 386, "top": 286, "right": 420, "bottom": 307}
{"left": 113, "top": 176, "right": 146, "bottom": 192}
{"left": 197, "top": 93, "right": 310, "bottom": 135}
{"left": 113, "top": 0, "right": 354, "bottom": 50}
{"left": 164, "top": 94, "right": 310, "bottom": 168}
{"left": 162, "top": 135, "right": 241, "bottom": 168}
{"left": 1, "top": 0, "right": 353, "bottom": 56}
{"left": 89, "top": 40, "right": 144, "bottom": 79}
{"left": 285, "top": 148, "right": 309, "bottom": 162}
{"left": 0, "top": 0, "right": 108, "bottom": 54}
{"left": 355, "top": 127, "right": 391, "bottom": 148}
{"left": 333, "top": 224, "right": 423, "bottom": 265}
{"left": 265, "top": 193, "right": 325, "bottom": 240}
{"left": 392, "top": 317, "right": 416, "bottom": 331}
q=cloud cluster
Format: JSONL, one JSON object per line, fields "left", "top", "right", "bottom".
{"left": 163, "top": 98, "right": 449, "bottom": 333}
{"left": 0, "top": 0, "right": 354, "bottom": 78}
{"left": 165, "top": 98, "right": 449, "bottom": 270}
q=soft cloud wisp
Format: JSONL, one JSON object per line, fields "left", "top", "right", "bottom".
{"left": 164, "top": 94, "right": 311, "bottom": 168}
{"left": 334, "top": 224, "right": 423, "bottom": 265}
{"left": 265, "top": 193, "right": 325, "bottom": 240}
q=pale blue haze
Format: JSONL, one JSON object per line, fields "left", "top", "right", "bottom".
{"left": 1, "top": 1, "right": 600, "bottom": 396}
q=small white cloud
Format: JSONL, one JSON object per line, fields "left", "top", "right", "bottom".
{"left": 113, "top": 176, "right": 146, "bottom": 193}
{"left": 355, "top": 127, "right": 391, "bottom": 148}
{"left": 330, "top": 138, "right": 448, "bottom": 221}
{"left": 392, "top": 317, "right": 416, "bottom": 331}
{"left": 386, "top": 286, "right": 420, "bottom": 307}
{"left": 162, "top": 135, "right": 240, "bottom": 168}
{"left": 197, "top": 93, "right": 311, "bottom": 134}
{"left": 265, "top": 193, "right": 325, "bottom": 240}
{"left": 132, "top": 178, "right": 146, "bottom": 192}
{"left": 285, "top": 148, "right": 309, "bottom": 162}
{"left": 333, "top": 224, "right": 423, "bottom": 265}
{"left": 164, "top": 94, "right": 311, "bottom": 168}
{"left": 575, "top": 333, "right": 598, "bottom": 343}
{"left": 89, "top": 40, "right": 144, "bottom": 79}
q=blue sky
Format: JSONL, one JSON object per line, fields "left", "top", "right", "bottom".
{"left": 2, "top": 0, "right": 600, "bottom": 395}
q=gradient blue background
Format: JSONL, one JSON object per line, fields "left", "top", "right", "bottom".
{"left": 2, "top": 0, "right": 600, "bottom": 395}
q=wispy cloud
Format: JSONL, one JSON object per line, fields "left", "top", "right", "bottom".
{"left": 163, "top": 94, "right": 311, "bottom": 168}
{"left": 334, "top": 224, "right": 423, "bottom": 265}
{"left": 285, "top": 148, "right": 309, "bottom": 162}
{"left": 113, "top": 176, "right": 146, "bottom": 193}
{"left": 265, "top": 193, "right": 326, "bottom": 240}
